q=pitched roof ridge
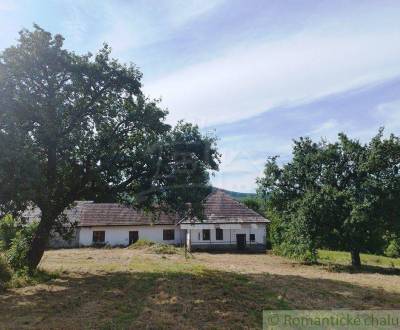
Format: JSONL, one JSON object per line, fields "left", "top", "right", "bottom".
{"left": 207, "top": 189, "right": 264, "bottom": 218}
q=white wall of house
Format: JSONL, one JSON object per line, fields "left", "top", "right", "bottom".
{"left": 79, "top": 225, "right": 183, "bottom": 246}
{"left": 180, "top": 223, "right": 266, "bottom": 246}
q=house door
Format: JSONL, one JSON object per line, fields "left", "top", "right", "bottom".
{"left": 236, "top": 234, "right": 246, "bottom": 250}
{"left": 129, "top": 231, "right": 139, "bottom": 245}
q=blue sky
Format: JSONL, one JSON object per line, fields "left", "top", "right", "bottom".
{"left": 1, "top": 0, "right": 400, "bottom": 192}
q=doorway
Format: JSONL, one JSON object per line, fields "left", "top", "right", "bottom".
{"left": 129, "top": 231, "right": 139, "bottom": 245}
{"left": 236, "top": 234, "right": 246, "bottom": 250}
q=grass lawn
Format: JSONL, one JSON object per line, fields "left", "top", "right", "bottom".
{"left": 318, "top": 249, "right": 400, "bottom": 269}
{"left": 1, "top": 247, "right": 400, "bottom": 329}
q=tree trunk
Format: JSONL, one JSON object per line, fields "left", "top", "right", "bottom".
{"left": 27, "top": 141, "right": 58, "bottom": 271}
{"left": 27, "top": 213, "right": 52, "bottom": 271}
{"left": 351, "top": 249, "right": 361, "bottom": 268}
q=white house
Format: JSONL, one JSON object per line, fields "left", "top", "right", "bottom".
{"left": 37, "top": 190, "right": 269, "bottom": 251}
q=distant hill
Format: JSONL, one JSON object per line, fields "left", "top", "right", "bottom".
{"left": 215, "top": 188, "right": 257, "bottom": 201}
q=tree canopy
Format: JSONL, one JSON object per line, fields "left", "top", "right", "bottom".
{"left": 257, "top": 130, "right": 400, "bottom": 267}
{"left": 0, "top": 25, "right": 219, "bottom": 270}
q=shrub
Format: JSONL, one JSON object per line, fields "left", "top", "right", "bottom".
{"left": 269, "top": 207, "right": 317, "bottom": 263}
{"left": 0, "top": 215, "right": 18, "bottom": 251}
{"left": 385, "top": 239, "right": 400, "bottom": 258}
{"left": 127, "top": 239, "right": 156, "bottom": 248}
{"left": 6, "top": 221, "right": 38, "bottom": 270}
{"left": 0, "top": 254, "right": 11, "bottom": 291}
{"left": 152, "top": 243, "right": 180, "bottom": 255}
{"left": 128, "top": 239, "right": 180, "bottom": 254}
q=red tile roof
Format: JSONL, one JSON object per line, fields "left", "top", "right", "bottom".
{"left": 78, "top": 203, "right": 179, "bottom": 227}
{"left": 77, "top": 190, "right": 268, "bottom": 227}
{"left": 181, "top": 189, "right": 269, "bottom": 224}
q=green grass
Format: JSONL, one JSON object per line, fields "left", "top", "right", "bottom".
{"left": 0, "top": 252, "right": 59, "bottom": 290}
{"left": 318, "top": 249, "right": 400, "bottom": 268}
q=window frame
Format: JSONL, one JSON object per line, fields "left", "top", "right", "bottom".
{"left": 163, "top": 229, "right": 175, "bottom": 241}
{"left": 202, "top": 229, "right": 210, "bottom": 241}
{"left": 250, "top": 233, "right": 255, "bottom": 242}
{"left": 93, "top": 231, "right": 105, "bottom": 244}
{"left": 216, "top": 228, "right": 223, "bottom": 240}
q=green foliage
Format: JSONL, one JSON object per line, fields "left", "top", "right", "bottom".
{"left": 128, "top": 239, "right": 156, "bottom": 248}
{"left": 128, "top": 239, "right": 181, "bottom": 254}
{"left": 242, "top": 197, "right": 264, "bottom": 215}
{"left": 0, "top": 215, "right": 18, "bottom": 251}
{"left": 268, "top": 200, "right": 317, "bottom": 263}
{"left": 6, "top": 222, "right": 38, "bottom": 270}
{"left": 258, "top": 130, "right": 400, "bottom": 267}
{"left": 385, "top": 239, "right": 400, "bottom": 258}
{"left": 0, "top": 254, "right": 11, "bottom": 291}
{"left": 7, "top": 268, "right": 59, "bottom": 289}
{"left": 0, "top": 26, "right": 219, "bottom": 269}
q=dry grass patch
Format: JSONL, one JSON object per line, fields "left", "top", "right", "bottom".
{"left": 1, "top": 248, "right": 400, "bottom": 329}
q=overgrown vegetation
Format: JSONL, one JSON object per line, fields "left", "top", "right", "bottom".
{"left": 128, "top": 239, "right": 182, "bottom": 255}
{"left": 6, "top": 221, "right": 38, "bottom": 270}
{"left": 0, "top": 254, "right": 11, "bottom": 291}
{"left": 0, "top": 215, "right": 39, "bottom": 270}
{"left": 0, "top": 215, "right": 57, "bottom": 290}
{"left": 384, "top": 238, "right": 400, "bottom": 258}
{"left": 0, "top": 214, "right": 18, "bottom": 251}
{"left": 0, "top": 251, "right": 57, "bottom": 291}
{"left": 258, "top": 130, "right": 400, "bottom": 267}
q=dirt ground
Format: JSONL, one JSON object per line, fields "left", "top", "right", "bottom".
{"left": 1, "top": 248, "right": 400, "bottom": 329}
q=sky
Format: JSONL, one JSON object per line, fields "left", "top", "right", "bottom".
{"left": 1, "top": 0, "right": 400, "bottom": 192}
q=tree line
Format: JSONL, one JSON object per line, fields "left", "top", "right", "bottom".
{"left": 1, "top": 25, "right": 399, "bottom": 273}
{"left": 256, "top": 131, "right": 400, "bottom": 267}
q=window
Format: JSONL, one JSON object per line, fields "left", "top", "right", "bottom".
{"left": 250, "top": 234, "right": 255, "bottom": 242}
{"left": 202, "top": 229, "right": 210, "bottom": 240}
{"left": 216, "top": 228, "right": 223, "bottom": 240}
{"left": 163, "top": 229, "right": 175, "bottom": 241}
{"left": 93, "top": 231, "right": 105, "bottom": 243}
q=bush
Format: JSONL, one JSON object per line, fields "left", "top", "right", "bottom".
{"left": 385, "top": 240, "right": 400, "bottom": 258}
{"left": 6, "top": 221, "right": 38, "bottom": 270}
{"left": 0, "top": 215, "right": 18, "bottom": 251}
{"left": 0, "top": 254, "right": 11, "bottom": 291}
{"left": 128, "top": 239, "right": 180, "bottom": 254}
{"left": 128, "top": 239, "right": 156, "bottom": 248}
{"left": 269, "top": 207, "right": 317, "bottom": 263}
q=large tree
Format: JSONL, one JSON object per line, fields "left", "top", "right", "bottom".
{"left": 257, "top": 131, "right": 400, "bottom": 267}
{"left": 0, "top": 26, "right": 219, "bottom": 270}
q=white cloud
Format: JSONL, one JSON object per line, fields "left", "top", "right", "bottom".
{"left": 96, "top": 0, "right": 224, "bottom": 55}
{"left": 166, "top": 0, "right": 225, "bottom": 27}
{"left": 0, "top": 0, "right": 16, "bottom": 11}
{"left": 375, "top": 99, "right": 400, "bottom": 131}
{"left": 145, "top": 15, "right": 400, "bottom": 126}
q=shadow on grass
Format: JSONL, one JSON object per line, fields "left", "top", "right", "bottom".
{"left": 191, "top": 249, "right": 267, "bottom": 255}
{"left": 1, "top": 268, "right": 400, "bottom": 329}
{"left": 316, "top": 262, "right": 400, "bottom": 276}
